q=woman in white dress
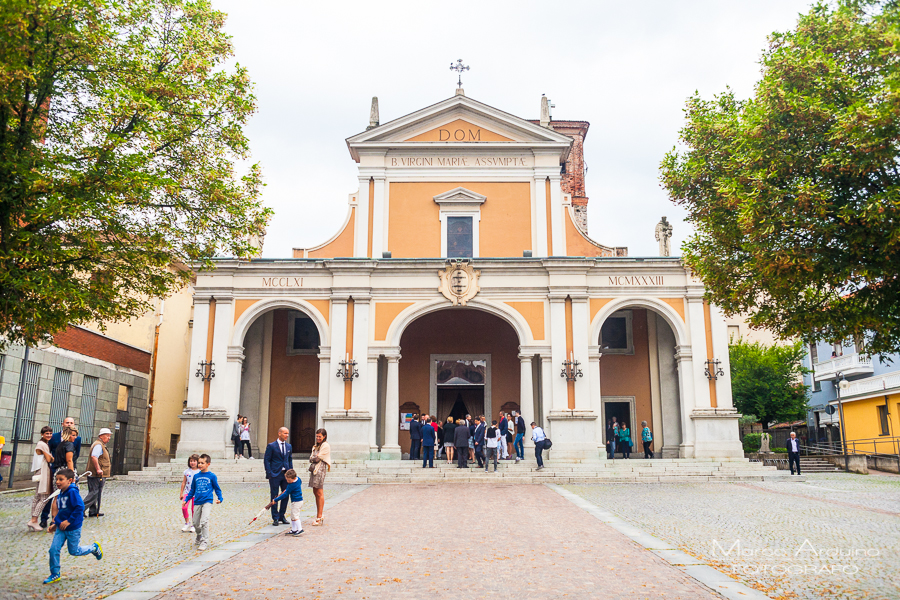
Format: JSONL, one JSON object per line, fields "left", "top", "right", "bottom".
{"left": 27, "top": 426, "right": 54, "bottom": 531}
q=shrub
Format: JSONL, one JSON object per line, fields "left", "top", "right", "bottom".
{"left": 743, "top": 433, "right": 762, "bottom": 453}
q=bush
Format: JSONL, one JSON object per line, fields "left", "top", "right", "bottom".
{"left": 772, "top": 448, "right": 788, "bottom": 454}
{"left": 743, "top": 433, "right": 762, "bottom": 453}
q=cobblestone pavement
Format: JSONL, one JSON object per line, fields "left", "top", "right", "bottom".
{"left": 0, "top": 479, "right": 352, "bottom": 600}
{"left": 565, "top": 473, "right": 900, "bottom": 600}
{"left": 155, "top": 484, "right": 721, "bottom": 600}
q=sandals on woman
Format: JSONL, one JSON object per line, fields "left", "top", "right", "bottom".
{"left": 312, "top": 517, "right": 325, "bottom": 526}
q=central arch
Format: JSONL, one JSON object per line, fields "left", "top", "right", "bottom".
{"left": 392, "top": 303, "right": 525, "bottom": 457}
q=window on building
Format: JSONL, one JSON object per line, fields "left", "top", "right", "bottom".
{"left": 808, "top": 344, "right": 821, "bottom": 392}
{"left": 169, "top": 434, "right": 180, "bottom": 457}
{"left": 16, "top": 362, "right": 42, "bottom": 440}
{"left": 446, "top": 216, "right": 474, "bottom": 258}
{"left": 600, "top": 311, "right": 634, "bottom": 354}
{"left": 727, "top": 325, "right": 740, "bottom": 342}
{"left": 80, "top": 376, "right": 99, "bottom": 441}
{"left": 287, "top": 312, "right": 320, "bottom": 355}
{"left": 117, "top": 384, "right": 130, "bottom": 412}
{"left": 877, "top": 405, "right": 890, "bottom": 436}
{"left": 49, "top": 368, "right": 72, "bottom": 431}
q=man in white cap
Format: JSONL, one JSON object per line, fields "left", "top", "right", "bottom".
{"left": 84, "top": 428, "right": 112, "bottom": 517}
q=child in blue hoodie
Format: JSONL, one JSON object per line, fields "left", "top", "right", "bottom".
{"left": 44, "top": 468, "right": 102, "bottom": 584}
{"left": 183, "top": 454, "right": 223, "bottom": 551}
{"left": 265, "top": 469, "right": 304, "bottom": 536}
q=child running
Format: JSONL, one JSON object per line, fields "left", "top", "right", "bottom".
{"left": 182, "top": 454, "right": 223, "bottom": 551}
{"left": 265, "top": 468, "right": 304, "bottom": 536}
{"left": 179, "top": 454, "right": 200, "bottom": 533}
{"left": 44, "top": 468, "right": 102, "bottom": 584}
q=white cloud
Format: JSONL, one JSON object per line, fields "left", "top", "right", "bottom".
{"left": 213, "top": 0, "right": 810, "bottom": 258}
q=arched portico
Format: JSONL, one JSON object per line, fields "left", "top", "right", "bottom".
{"left": 229, "top": 298, "right": 331, "bottom": 457}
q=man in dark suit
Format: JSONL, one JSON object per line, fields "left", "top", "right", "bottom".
{"left": 421, "top": 417, "right": 436, "bottom": 468}
{"left": 264, "top": 427, "right": 293, "bottom": 525}
{"left": 454, "top": 419, "right": 470, "bottom": 468}
{"left": 787, "top": 431, "right": 801, "bottom": 475}
{"left": 409, "top": 414, "right": 421, "bottom": 461}
{"left": 473, "top": 417, "right": 485, "bottom": 468}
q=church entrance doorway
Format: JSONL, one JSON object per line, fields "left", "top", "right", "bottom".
{"left": 437, "top": 386, "right": 484, "bottom": 423}
{"left": 289, "top": 400, "right": 317, "bottom": 455}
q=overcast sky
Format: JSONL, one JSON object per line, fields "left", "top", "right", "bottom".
{"left": 213, "top": 0, "right": 811, "bottom": 258}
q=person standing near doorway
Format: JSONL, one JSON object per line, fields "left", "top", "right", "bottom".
{"left": 239, "top": 417, "right": 253, "bottom": 459}
{"left": 232, "top": 414, "right": 243, "bottom": 460}
{"left": 465, "top": 414, "right": 475, "bottom": 463}
{"left": 421, "top": 418, "right": 436, "bottom": 468}
{"left": 454, "top": 419, "right": 470, "bottom": 468}
{"left": 640, "top": 421, "right": 654, "bottom": 459}
{"left": 443, "top": 417, "right": 456, "bottom": 464}
{"left": 497, "top": 412, "right": 509, "bottom": 460}
{"left": 409, "top": 414, "right": 421, "bottom": 461}
{"left": 484, "top": 420, "right": 500, "bottom": 472}
{"left": 264, "top": 427, "right": 292, "bottom": 526}
{"left": 606, "top": 420, "right": 616, "bottom": 460}
{"left": 787, "top": 432, "right": 801, "bottom": 475}
{"left": 83, "top": 428, "right": 111, "bottom": 518}
{"left": 42, "top": 417, "right": 81, "bottom": 529}
{"left": 619, "top": 422, "right": 632, "bottom": 459}
{"left": 473, "top": 417, "right": 485, "bottom": 468}
{"left": 513, "top": 411, "right": 526, "bottom": 462}
{"left": 531, "top": 422, "right": 547, "bottom": 471}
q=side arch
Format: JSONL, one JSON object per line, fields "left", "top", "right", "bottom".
{"left": 231, "top": 298, "right": 330, "bottom": 348}
{"left": 386, "top": 298, "right": 532, "bottom": 348}
{"left": 590, "top": 297, "right": 688, "bottom": 349}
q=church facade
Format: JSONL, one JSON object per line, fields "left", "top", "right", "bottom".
{"left": 178, "top": 91, "right": 743, "bottom": 462}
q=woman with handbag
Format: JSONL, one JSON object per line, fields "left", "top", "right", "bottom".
{"left": 641, "top": 420, "right": 654, "bottom": 459}
{"left": 308, "top": 429, "right": 331, "bottom": 526}
{"left": 27, "top": 426, "right": 54, "bottom": 531}
{"left": 619, "top": 422, "right": 632, "bottom": 459}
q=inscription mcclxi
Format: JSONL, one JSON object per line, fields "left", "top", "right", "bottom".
{"left": 390, "top": 157, "right": 529, "bottom": 167}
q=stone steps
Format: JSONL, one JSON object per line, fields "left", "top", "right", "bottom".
{"left": 124, "top": 457, "right": 799, "bottom": 484}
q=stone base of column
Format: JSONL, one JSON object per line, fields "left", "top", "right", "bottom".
{"left": 690, "top": 408, "right": 744, "bottom": 458}
{"left": 176, "top": 408, "right": 230, "bottom": 459}
{"left": 372, "top": 445, "right": 402, "bottom": 460}
{"left": 321, "top": 410, "right": 374, "bottom": 462}
{"left": 660, "top": 445, "right": 681, "bottom": 459}
{"left": 545, "top": 410, "right": 604, "bottom": 462}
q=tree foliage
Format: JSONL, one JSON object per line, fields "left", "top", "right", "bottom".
{"left": 661, "top": 0, "right": 900, "bottom": 355}
{"left": 729, "top": 338, "right": 810, "bottom": 427}
{"left": 0, "top": 0, "right": 270, "bottom": 348}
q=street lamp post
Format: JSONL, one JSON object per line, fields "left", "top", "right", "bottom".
{"left": 836, "top": 371, "right": 850, "bottom": 471}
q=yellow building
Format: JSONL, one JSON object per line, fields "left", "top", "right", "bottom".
{"left": 831, "top": 373, "right": 900, "bottom": 454}
{"left": 175, "top": 90, "right": 744, "bottom": 462}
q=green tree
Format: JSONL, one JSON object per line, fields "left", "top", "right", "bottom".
{"left": 660, "top": 0, "right": 900, "bottom": 355}
{"left": 0, "top": 0, "right": 270, "bottom": 349}
{"left": 729, "top": 338, "right": 810, "bottom": 427}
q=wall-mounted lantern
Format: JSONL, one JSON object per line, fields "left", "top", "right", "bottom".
{"left": 560, "top": 351, "right": 583, "bottom": 382}
{"left": 704, "top": 358, "right": 724, "bottom": 381}
{"left": 195, "top": 360, "right": 215, "bottom": 383}
{"left": 336, "top": 358, "right": 359, "bottom": 382}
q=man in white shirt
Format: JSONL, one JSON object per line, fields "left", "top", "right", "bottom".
{"left": 787, "top": 431, "right": 801, "bottom": 475}
{"left": 531, "top": 422, "right": 547, "bottom": 471}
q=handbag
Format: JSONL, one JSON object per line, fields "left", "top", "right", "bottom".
{"left": 543, "top": 438, "right": 552, "bottom": 449}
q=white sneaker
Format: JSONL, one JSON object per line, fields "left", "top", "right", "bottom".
{"left": 190, "top": 526, "right": 196, "bottom": 533}
{"left": 198, "top": 542, "right": 208, "bottom": 551}
{"left": 181, "top": 523, "right": 191, "bottom": 532}
{"left": 249, "top": 456, "right": 256, "bottom": 460}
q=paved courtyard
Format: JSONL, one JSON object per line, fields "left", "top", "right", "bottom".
{"left": 0, "top": 480, "right": 353, "bottom": 600}
{"left": 0, "top": 473, "right": 896, "bottom": 599}
{"left": 565, "top": 473, "right": 900, "bottom": 600}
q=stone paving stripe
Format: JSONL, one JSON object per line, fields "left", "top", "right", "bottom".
{"left": 650, "top": 548, "right": 707, "bottom": 565}
{"left": 546, "top": 483, "right": 772, "bottom": 600}
{"left": 734, "top": 482, "right": 900, "bottom": 516}
{"left": 105, "top": 484, "right": 370, "bottom": 600}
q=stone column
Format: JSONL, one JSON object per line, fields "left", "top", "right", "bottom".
{"left": 221, "top": 345, "right": 245, "bottom": 457}
{"left": 685, "top": 296, "right": 712, "bottom": 409}
{"left": 533, "top": 175, "right": 549, "bottom": 257}
{"left": 588, "top": 345, "right": 605, "bottom": 456}
{"left": 518, "top": 353, "right": 534, "bottom": 420}
{"left": 371, "top": 175, "right": 386, "bottom": 257}
{"left": 354, "top": 176, "right": 370, "bottom": 258}
{"left": 367, "top": 354, "right": 380, "bottom": 455}
{"left": 327, "top": 299, "right": 348, "bottom": 412}
{"left": 184, "top": 298, "right": 210, "bottom": 410}
{"left": 675, "top": 345, "right": 696, "bottom": 458}
{"left": 316, "top": 346, "right": 331, "bottom": 430}
{"left": 548, "top": 297, "right": 569, "bottom": 412}
{"left": 571, "top": 297, "right": 591, "bottom": 411}
{"left": 381, "top": 352, "right": 402, "bottom": 458}
{"left": 548, "top": 173, "right": 565, "bottom": 256}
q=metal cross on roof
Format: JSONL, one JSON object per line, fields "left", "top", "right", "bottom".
{"left": 450, "top": 59, "right": 469, "bottom": 89}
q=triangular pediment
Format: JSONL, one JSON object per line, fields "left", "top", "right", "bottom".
{"left": 433, "top": 187, "right": 487, "bottom": 205}
{"left": 405, "top": 119, "right": 513, "bottom": 142}
{"left": 346, "top": 94, "right": 574, "bottom": 161}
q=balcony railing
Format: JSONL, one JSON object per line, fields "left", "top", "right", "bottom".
{"left": 838, "top": 371, "right": 900, "bottom": 398}
{"left": 813, "top": 353, "right": 874, "bottom": 382}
